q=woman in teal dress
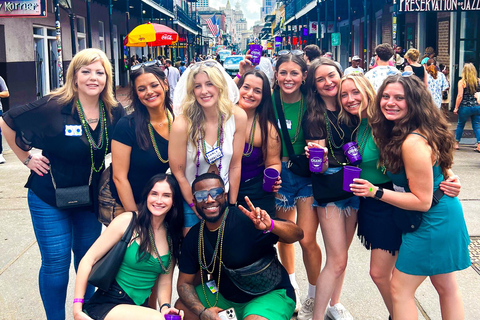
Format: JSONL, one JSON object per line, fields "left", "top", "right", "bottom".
{"left": 338, "top": 74, "right": 462, "bottom": 319}
{"left": 350, "top": 74, "right": 470, "bottom": 319}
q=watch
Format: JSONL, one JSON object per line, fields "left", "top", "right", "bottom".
{"left": 374, "top": 187, "right": 384, "bottom": 200}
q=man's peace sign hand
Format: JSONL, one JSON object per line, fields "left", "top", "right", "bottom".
{"left": 238, "top": 196, "right": 272, "bottom": 232}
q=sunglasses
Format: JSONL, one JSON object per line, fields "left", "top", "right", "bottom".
{"left": 131, "top": 60, "right": 162, "bottom": 71}
{"left": 193, "top": 187, "right": 225, "bottom": 203}
{"left": 278, "top": 49, "right": 304, "bottom": 56}
{"left": 189, "top": 60, "right": 221, "bottom": 70}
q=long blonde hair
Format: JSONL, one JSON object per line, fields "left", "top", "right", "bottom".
{"left": 49, "top": 48, "right": 117, "bottom": 117}
{"left": 182, "top": 64, "right": 234, "bottom": 145}
{"left": 461, "top": 63, "right": 478, "bottom": 94}
{"left": 338, "top": 74, "right": 376, "bottom": 127}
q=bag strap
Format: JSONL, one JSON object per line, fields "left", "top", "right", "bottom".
{"left": 431, "top": 188, "right": 444, "bottom": 207}
{"left": 274, "top": 88, "right": 296, "bottom": 158}
{"left": 122, "top": 212, "right": 136, "bottom": 243}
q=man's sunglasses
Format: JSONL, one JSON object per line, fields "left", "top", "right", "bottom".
{"left": 278, "top": 49, "right": 304, "bottom": 56}
{"left": 131, "top": 60, "right": 163, "bottom": 71}
{"left": 193, "top": 187, "right": 225, "bottom": 203}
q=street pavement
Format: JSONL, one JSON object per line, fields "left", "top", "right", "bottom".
{"left": 0, "top": 92, "right": 479, "bottom": 319}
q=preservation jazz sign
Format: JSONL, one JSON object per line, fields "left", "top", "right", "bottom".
{"left": 0, "top": 0, "right": 46, "bottom": 17}
{"left": 396, "top": 0, "right": 480, "bottom": 12}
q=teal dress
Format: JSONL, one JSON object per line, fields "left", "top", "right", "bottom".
{"left": 388, "top": 165, "right": 471, "bottom": 276}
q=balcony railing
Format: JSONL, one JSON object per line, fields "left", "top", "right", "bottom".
{"left": 152, "top": 0, "right": 174, "bottom": 14}
{"left": 285, "top": 0, "right": 314, "bottom": 21}
{"left": 176, "top": 5, "right": 201, "bottom": 30}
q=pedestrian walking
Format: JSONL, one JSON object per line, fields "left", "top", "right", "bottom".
{"left": 0, "top": 48, "right": 125, "bottom": 320}
{"left": 404, "top": 48, "right": 428, "bottom": 87}
{"left": 453, "top": 63, "right": 480, "bottom": 152}
{"left": 364, "top": 44, "right": 400, "bottom": 92}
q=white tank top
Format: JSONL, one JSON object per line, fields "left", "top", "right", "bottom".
{"left": 185, "top": 115, "right": 235, "bottom": 191}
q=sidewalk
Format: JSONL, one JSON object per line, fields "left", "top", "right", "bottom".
{"left": 1, "top": 115, "right": 479, "bottom": 319}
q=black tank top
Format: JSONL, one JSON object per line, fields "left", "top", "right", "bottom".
{"left": 410, "top": 65, "right": 425, "bottom": 80}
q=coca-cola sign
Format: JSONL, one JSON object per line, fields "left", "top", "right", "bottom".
{"left": 161, "top": 34, "right": 174, "bottom": 40}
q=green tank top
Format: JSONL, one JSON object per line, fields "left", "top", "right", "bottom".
{"left": 272, "top": 92, "right": 307, "bottom": 157}
{"left": 357, "top": 118, "right": 391, "bottom": 184}
{"left": 115, "top": 241, "right": 170, "bottom": 305}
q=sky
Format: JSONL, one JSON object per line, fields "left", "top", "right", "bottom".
{"left": 208, "top": 0, "right": 262, "bottom": 29}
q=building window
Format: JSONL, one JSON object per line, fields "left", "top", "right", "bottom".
{"left": 77, "top": 16, "right": 86, "bottom": 51}
{"left": 99, "top": 21, "right": 105, "bottom": 52}
{"left": 33, "top": 25, "right": 60, "bottom": 97}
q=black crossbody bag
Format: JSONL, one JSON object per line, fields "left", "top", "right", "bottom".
{"left": 273, "top": 89, "right": 310, "bottom": 177}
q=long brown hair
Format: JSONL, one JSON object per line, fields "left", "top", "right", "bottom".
{"left": 370, "top": 74, "right": 454, "bottom": 177}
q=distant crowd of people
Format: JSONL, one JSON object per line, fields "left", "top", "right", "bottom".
{"left": 0, "top": 42, "right": 478, "bottom": 320}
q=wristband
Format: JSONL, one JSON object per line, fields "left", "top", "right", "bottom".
{"left": 188, "top": 202, "right": 195, "bottom": 208}
{"left": 236, "top": 73, "right": 242, "bottom": 79}
{"left": 263, "top": 219, "right": 275, "bottom": 234}
{"left": 73, "top": 298, "right": 84, "bottom": 304}
{"left": 23, "top": 154, "right": 32, "bottom": 166}
{"left": 198, "top": 307, "right": 207, "bottom": 318}
{"left": 160, "top": 303, "right": 171, "bottom": 312}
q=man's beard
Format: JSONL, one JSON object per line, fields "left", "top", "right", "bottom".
{"left": 196, "top": 201, "right": 227, "bottom": 223}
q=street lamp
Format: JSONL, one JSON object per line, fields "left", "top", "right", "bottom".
{"left": 58, "top": 0, "right": 76, "bottom": 55}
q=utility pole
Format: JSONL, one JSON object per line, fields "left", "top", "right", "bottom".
{"left": 54, "top": 0, "right": 64, "bottom": 87}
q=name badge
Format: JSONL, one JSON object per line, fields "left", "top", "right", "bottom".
{"left": 206, "top": 280, "right": 218, "bottom": 294}
{"left": 205, "top": 147, "right": 223, "bottom": 164}
{"left": 65, "top": 125, "right": 82, "bottom": 137}
{"left": 285, "top": 119, "right": 292, "bottom": 130}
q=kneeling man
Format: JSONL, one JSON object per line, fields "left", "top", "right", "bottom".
{"left": 176, "top": 173, "right": 304, "bottom": 320}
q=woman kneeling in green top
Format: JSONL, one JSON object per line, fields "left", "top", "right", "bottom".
{"left": 73, "top": 174, "right": 184, "bottom": 320}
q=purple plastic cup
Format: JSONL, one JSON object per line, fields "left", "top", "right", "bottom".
{"left": 164, "top": 314, "right": 181, "bottom": 320}
{"left": 309, "top": 148, "right": 325, "bottom": 173}
{"left": 249, "top": 44, "right": 263, "bottom": 65}
{"left": 263, "top": 168, "right": 279, "bottom": 192}
{"left": 342, "top": 141, "right": 362, "bottom": 165}
{"left": 343, "top": 166, "right": 362, "bottom": 192}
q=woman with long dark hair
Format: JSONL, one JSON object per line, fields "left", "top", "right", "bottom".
{"left": 236, "top": 69, "right": 281, "bottom": 215}
{"left": 351, "top": 74, "right": 470, "bottom": 319}
{"left": 110, "top": 63, "right": 173, "bottom": 215}
{"left": 73, "top": 174, "right": 184, "bottom": 320}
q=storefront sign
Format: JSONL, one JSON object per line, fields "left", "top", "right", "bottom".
{"left": 0, "top": 0, "right": 46, "bottom": 17}
{"left": 331, "top": 32, "right": 341, "bottom": 46}
{"left": 396, "top": 0, "right": 480, "bottom": 12}
{"left": 309, "top": 21, "right": 318, "bottom": 35}
{"left": 275, "top": 36, "right": 282, "bottom": 47}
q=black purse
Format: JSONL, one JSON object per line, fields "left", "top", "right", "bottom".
{"left": 393, "top": 188, "right": 444, "bottom": 233}
{"left": 88, "top": 212, "right": 136, "bottom": 291}
{"left": 222, "top": 251, "right": 282, "bottom": 295}
{"left": 274, "top": 89, "right": 310, "bottom": 177}
{"left": 51, "top": 168, "right": 93, "bottom": 209}
{"left": 311, "top": 167, "right": 353, "bottom": 204}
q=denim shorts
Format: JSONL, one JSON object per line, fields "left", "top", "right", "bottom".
{"left": 275, "top": 162, "right": 313, "bottom": 209}
{"left": 314, "top": 167, "right": 360, "bottom": 211}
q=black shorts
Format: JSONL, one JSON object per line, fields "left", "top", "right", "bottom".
{"left": 83, "top": 281, "right": 148, "bottom": 320}
{"left": 357, "top": 182, "right": 402, "bottom": 256}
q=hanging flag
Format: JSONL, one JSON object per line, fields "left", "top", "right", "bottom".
{"left": 205, "top": 14, "right": 219, "bottom": 38}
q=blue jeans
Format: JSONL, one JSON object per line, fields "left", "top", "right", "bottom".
{"left": 28, "top": 190, "right": 101, "bottom": 320}
{"left": 455, "top": 106, "right": 480, "bottom": 143}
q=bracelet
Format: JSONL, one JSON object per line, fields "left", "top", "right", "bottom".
{"left": 188, "top": 202, "right": 195, "bottom": 208}
{"left": 198, "top": 307, "right": 207, "bottom": 319}
{"left": 73, "top": 298, "right": 84, "bottom": 304}
{"left": 236, "top": 73, "right": 242, "bottom": 79}
{"left": 23, "top": 154, "right": 32, "bottom": 166}
{"left": 263, "top": 219, "right": 275, "bottom": 234}
{"left": 159, "top": 303, "right": 171, "bottom": 312}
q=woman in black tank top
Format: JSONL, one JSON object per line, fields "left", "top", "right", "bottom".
{"left": 404, "top": 48, "right": 428, "bottom": 87}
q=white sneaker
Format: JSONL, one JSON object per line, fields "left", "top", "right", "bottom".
{"left": 294, "top": 288, "right": 302, "bottom": 313}
{"left": 0, "top": 154, "right": 5, "bottom": 164}
{"left": 325, "top": 303, "right": 353, "bottom": 320}
{"left": 297, "top": 297, "right": 314, "bottom": 320}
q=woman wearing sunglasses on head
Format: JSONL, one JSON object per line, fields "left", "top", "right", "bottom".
{"left": 108, "top": 62, "right": 173, "bottom": 221}
{"left": 169, "top": 60, "right": 247, "bottom": 235}
{"left": 338, "top": 74, "right": 461, "bottom": 320}
{"left": 235, "top": 69, "right": 282, "bottom": 216}
{"left": 0, "top": 48, "right": 125, "bottom": 320}
{"left": 73, "top": 174, "right": 184, "bottom": 320}
{"left": 350, "top": 74, "right": 470, "bottom": 319}
{"left": 303, "top": 58, "right": 358, "bottom": 320}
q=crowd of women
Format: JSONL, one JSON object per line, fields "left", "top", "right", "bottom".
{"left": 0, "top": 47, "right": 474, "bottom": 320}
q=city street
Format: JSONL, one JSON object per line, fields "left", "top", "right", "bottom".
{"left": 0, "top": 108, "right": 479, "bottom": 319}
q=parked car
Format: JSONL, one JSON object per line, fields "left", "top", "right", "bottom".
{"left": 223, "top": 55, "right": 245, "bottom": 77}
{"left": 218, "top": 49, "right": 232, "bottom": 63}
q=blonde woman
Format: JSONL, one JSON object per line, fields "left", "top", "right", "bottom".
{"left": 453, "top": 63, "right": 480, "bottom": 152}
{"left": 169, "top": 60, "right": 247, "bottom": 234}
{"left": 0, "top": 48, "right": 125, "bottom": 319}
{"left": 404, "top": 48, "right": 428, "bottom": 87}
